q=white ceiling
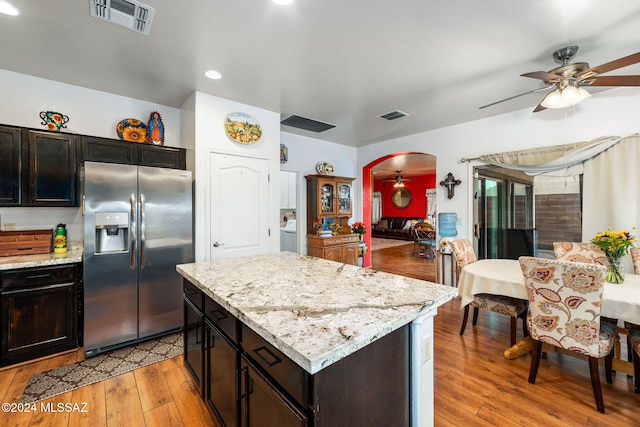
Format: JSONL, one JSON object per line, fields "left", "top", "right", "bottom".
{"left": 2, "top": 0, "right": 640, "bottom": 147}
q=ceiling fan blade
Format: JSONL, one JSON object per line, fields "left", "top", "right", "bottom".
{"left": 586, "top": 75, "right": 640, "bottom": 86}
{"left": 479, "top": 86, "right": 554, "bottom": 110}
{"left": 532, "top": 101, "right": 547, "bottom": 113}
{"left": 521, "top": 71, "right": 563, "bottom": 83}
{"left": 584, "top": 51, "right": 640, "bottom": 76}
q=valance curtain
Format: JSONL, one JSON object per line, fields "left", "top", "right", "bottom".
{"left": 476, "top": 136, "right": 622, "bottom": 177}
{"left": 582, "top": 134, "right": 640, "bottom": 272}
{"left": 372, "top": 192, "right": 382, "bottom": 225}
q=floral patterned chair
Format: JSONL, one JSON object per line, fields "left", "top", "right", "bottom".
{"left": 519, "top": 256, "right": 616, "bottom": 413}
{"left": 624, "top": 243, "right": 640, "bottom": 395}
{"left": 552, "top": 242, "right": 609, "bottom": 266}
{"left": 450, "top": 239, "right": 528, "bottom": 346}
{"left": 630, "top": 247, "right": 640, "bottom": 274}
{"left": 627, "top": 324, "right": 640, "bottom": 394}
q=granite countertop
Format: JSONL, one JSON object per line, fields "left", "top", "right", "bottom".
{"left": 0, "top": 241, "right": 83, "bottom": 270}
{"left": 177, "top": 252, "right": 457, "bottom": 374}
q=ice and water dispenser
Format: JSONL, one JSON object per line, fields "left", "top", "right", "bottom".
{"left": 95, "top": 212, "right": 129, "bottom": 254}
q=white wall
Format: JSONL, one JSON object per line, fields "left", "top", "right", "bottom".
{"left": 0, "top": 70, "right": 182, "bottom": 241}
{"left": 0, "top": 69, "right": 181, "bottom": 146}
{"left": 280, "top": 132, "right": 357, "bottom": 254}
{"left": 358, "top": 87, "right": 640, "bottom": 241}
{"left": 185, "top": 92, "right": 281, "bottom": 261}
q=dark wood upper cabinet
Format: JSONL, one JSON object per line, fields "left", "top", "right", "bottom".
{"left": 138, "top": 144, "right": 186, "bottom": 169}
{"left": 27, "top": 130, "right": 78, "bottom": 206}
{"left": 80, "top": 135, "right": 138, "bottom": 165}
{"left": 81, "top": 135, "right": 186, "bottom": 170}
{"left": 0, "top": 126, "right": 22, "bottom": 206}
{"left": 0, "top": 124, "right": 187, "bottom": 207}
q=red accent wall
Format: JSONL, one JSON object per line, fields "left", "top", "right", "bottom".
{"left": 373, "top": 174, "right": 436, "bottom": 218}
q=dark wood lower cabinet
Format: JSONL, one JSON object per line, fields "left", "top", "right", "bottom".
{"left": 184, "top": 297, "right": 205, "bottom": 397}
{"left": 241, "top": 355, "right": 307, "bottom": 427}
{"left": 206, "top": 319, "right": 239, "bottom": 427}
{"left": 0, "top": 264, "right": 79, "bottom": 367}
{"left": 184, "top": 279, "right": 412, "bottom": 427}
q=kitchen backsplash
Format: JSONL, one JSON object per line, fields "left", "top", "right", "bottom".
{"left": 0, "top": 208, "right": 83, "bottom": 242}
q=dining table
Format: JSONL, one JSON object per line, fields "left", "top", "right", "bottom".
{"left": 458, "top": 258, "right": 640, "bottom": 374}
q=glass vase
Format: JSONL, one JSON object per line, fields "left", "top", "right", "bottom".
{"left": 606, "top": 258, "right": 625, "bottom": 284}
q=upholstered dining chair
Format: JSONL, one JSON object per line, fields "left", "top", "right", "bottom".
{"left": 630, "top": 247, "right": 640, "bottom": 274}
{"left": 519, "top": 256, "right": 615, "bottom": 413}
{"left": 552, "top": 242, "right": 609, "bottom": 266}
{"left": 626, "top": 323, "right": 640, "bottom": 394}
{"left": 450, "top": 239, "right": 528, "bottom": 346}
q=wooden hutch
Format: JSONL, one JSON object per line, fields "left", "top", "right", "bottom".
{"left": 305, "top": 174, "right": 359, "bottom": 265}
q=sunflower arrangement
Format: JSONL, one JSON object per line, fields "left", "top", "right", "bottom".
{"left": 591, "top": 228, "right": 637, "bottom": 259}
{"left": 591, "top": 228, "right": 637, "bottom": 283}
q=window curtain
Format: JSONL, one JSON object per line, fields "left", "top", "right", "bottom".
{"left": 477, "top": 136, "right": 622, "bottom": 177}
{"left": 426, "top": 189, "right": 436, "bottom": 223}
{"left": 582, "top": 134, "right": 640, "bottom": 272}
{"left": 372, "top": 192, "right": 382, "bottom": 224}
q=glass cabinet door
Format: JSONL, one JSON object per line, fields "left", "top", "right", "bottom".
{"left": 337, "top": 182, "right": 352, "bottom": 215}
{"left": 320, "top": 182, "right": 335, "bottom": 214}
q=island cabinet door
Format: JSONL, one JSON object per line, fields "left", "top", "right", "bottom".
{"left": 184, "top": 297, "right": 205, "bottom": 397}
{"left": 206, "top": 320, "right": 239, "bottom": 427}
{"left": 240, "top": 355, "right": 307, "bottom": 427}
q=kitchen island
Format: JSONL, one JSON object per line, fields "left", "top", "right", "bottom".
{"left": 177, "top": 252, "right": 457, "bottom": 427}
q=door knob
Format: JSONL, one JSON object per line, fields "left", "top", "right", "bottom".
{"left": 213, "top": 242, "right": 224, "bottom": 247}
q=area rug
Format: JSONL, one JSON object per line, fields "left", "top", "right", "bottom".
{"left": 21, "top": 332, "right": 183, "bottom": 404}
{"left": 371, "top": 237, "right": 413, "bottom": 250}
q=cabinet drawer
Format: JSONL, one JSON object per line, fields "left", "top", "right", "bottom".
{"left": 205, "top": 296, "right": 238, "bottom": 344}
{"left": 242, "top": 324, "right": 308, "bottom": 408}
{"left": 183, "top": 279, "right": 203, "bottom": 311}
{"left": 1, "top": 265, "right": 76, "bottom": 289}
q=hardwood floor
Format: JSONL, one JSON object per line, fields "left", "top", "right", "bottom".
{"left": 1, "top": 246, "right": 638, "bottom": 426}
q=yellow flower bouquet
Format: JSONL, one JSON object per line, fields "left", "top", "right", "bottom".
{"left": 591, "top": 228, "right": 637, "bottom": 283}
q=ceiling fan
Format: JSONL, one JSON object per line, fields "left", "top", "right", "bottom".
{"left": 383, "top": 171, "right": 411, "bottom": 187}
{"left": 480, "top": 46, "right": 640, "bottom": 112}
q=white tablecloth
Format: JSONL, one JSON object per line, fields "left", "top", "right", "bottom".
{"left": 458, "top": 259, "right": 640, "bottom": 325}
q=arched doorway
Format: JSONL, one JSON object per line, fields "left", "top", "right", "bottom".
{"left": 362, "top": 152, "right": 436, "bottom": 267}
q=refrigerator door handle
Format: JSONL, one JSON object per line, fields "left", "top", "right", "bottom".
{"left": 140, "top": 193, "right": 146, "bottom": 269}
{"left": 130, "top": 193, "right": 137, "bottom": 270}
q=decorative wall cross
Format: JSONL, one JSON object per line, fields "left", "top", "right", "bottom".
{"left": 440, "top": 173, "right": 461, "bottom": 199}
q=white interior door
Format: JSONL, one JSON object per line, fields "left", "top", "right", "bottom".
{"left": 209, "top": 153, "right": 270, "bottom": 260}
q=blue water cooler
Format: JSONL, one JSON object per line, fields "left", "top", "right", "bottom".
{"left": 438, "top": 212, "right": 457, "bottom": 253}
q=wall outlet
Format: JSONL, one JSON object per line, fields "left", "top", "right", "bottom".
{"left": 4, "top": 223, "right": 16, "bottom": 231}
{"left": 422, "top": 335, "right": 432, "bottom": 363}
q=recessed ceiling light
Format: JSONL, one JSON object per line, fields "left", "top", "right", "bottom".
{"left": 205, "top": 70, "right": 222, "bottom": 80}
{"left": 272, "top": 0, "right": 294, "bottom": 5}
{"left": 0, "top": 1, "right": 20, "bottom": 16}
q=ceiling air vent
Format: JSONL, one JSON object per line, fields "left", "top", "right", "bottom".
{"left": 90, "top": 0, "right": 155, "bottom": 35}
{"left": 281, "top": 115, "right": 336, "bottom": 133}
{"left": 378, "top": 110, "right": 409, "bottom": 121}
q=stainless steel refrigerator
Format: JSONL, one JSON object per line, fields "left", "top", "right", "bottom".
{"left": 83, "top": 161, "right": 193, "bottom": 356}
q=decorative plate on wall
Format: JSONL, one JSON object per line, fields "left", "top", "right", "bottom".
{"left": 316, "top": 162, "right": 334, "bottom": 175}
{"left": 116, "top": 118, "right": 148, "bottom": 143}
{"left": 225, "top": 112, "right": 262, "bottom": 144}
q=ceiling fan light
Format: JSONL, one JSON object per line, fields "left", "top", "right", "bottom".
{"left": 540, "top": 90, "right": 562, "bottom": 109}
{"left": 576, "top": 86, "right": 591, "bottom": 102}
{"left": 393, "top": 181, "right": 405, "bottom": 188}
{"left": 560, "top": 85, "right": 581, "bottom": 106}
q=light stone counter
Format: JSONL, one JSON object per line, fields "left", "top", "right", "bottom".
{"left": 0, "top": 241, "right": 83, "bottom": 270}
{"left": 177, "top": 252, "right": 457, "bottom": 374}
